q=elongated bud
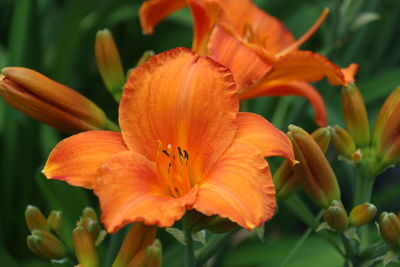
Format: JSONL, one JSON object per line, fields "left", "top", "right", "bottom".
{"left": 73, "top": 225, "right": 99, "bottom": 267}
{"left": 379, "top": 212, "right": 400, "bottom": 246}
{"left": 288, "top": 125, "right": 340, "bottom": 208}
{"left": 341, "top": 84, "right": 370, "bottom": 148}
{"left": 0, "top": 68, "right": 116, "bottom": 133}
{"left": 27, "top": 229, "right": 66, "bottom": 259}
{"left": 349, "top": 203, "right": 377, "bottom": 227}
{"left": 95, "top": 29, "right": 125, "bottom": 102}
{"left": 25, "top": 205, "right": 50, "bottom": 232}
{"left": 324, "top": 201, "right": 348, "bottom": 231}
{"left": 112, "top": 223, "right": 157, "bottom": 267}
{"left": 374, "top": 87, "right": 400, "bottom": 169}
{"left": 47, "top": 211, "right": 62, "bottom": 234}
{"left": 274, "top": 127, "right": 331, "bottom": 200}
{"left": 128, "top": 239, "right": 162, "bottom": 267}
{"left": 331, "top": 125, "right": 358, "bottom": 160}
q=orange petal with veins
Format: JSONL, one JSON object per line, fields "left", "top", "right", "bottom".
{"left": 208, "top": 24, "right": 270, "bottom": 91}
{"left": 235, "top": 112, "right": 295, "bottom": 161}
{"left": 119, "top": 47, "right": 238, "bottom": 178}
{"left": 240, "top": 81, "right": 327, "bottom": 127}
{"left": 263, "top": 51, "right": 346, "bottom": 86}
{"left": 43, "top": 131, "right": 128, "bottom": 189}
{"left": 95, "top": 151, "right": 198, "bottom": 233}
{"left": 194, "top": 140, "right": 275, "bottom": 230}
{"left": 139, "top": 0, "right": 186, "bottom": 34}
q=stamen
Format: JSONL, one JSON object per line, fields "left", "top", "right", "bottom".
{"left": 276, "top": 8, "right": 330, "bottom": 57}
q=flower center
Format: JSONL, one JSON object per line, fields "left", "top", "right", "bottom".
{"left": 243, "top": 24, "right": 268, "bottom": 47}
{"left": 156, "top": 140, "right": 192, "bottom": 198}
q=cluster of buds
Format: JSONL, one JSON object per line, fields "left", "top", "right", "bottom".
{"left": 25, "top": 205, "right": 162, "bottom": 267}
{"left": 379, "top": 212, "right": 400, "bottom": 248}
{"left": 338, "top": 84, "right": 400, "bottom": 175}
{"left": 323, "top": 202, "right": 376, "bottom": 231}
{"left": 274, "top": 127, "right": 332, "bottom": 200}
{"left": 25, "top": 205, "right": 66, "bottom": 260}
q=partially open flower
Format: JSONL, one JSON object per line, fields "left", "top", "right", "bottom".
{"left": 0, "top": 67, "right": 116, "bottom": 133}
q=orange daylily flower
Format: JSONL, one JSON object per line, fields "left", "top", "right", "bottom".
{"left": 43, "top": 48, "right": 295, "bottom": 233}
{"left": 139, "top": 0, "right": 358, "bottom": 126}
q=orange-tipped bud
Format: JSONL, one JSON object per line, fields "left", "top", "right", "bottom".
{"left": 128, "top": 239, "right": 162, "bottom": 267}
{"left": 0, "top": 67, "right": 115, "bottom": 133}
{"left": 379, "top": 212, "right": 400, "bottom": 246}
{"left": 73, "top": 225, "right": 99, "bottom": 267}
{"left": 27, "top": 229, "right": 66, "bottom": 259}
{"left": 332, "top": 125, "right": 358, "bottom": 160}
{"left": 349, "top": 203, "right": 377, "bottom": 227}
{"left": 288, "top": 125, "right": 341, "bottom": 208}
{"left": 341, "top": 84, "right": 370, "bottom": 148}
{"left": 47, "top": 210, "right": 62, "bottom": 234}
{"left": 112, "top": 223, "right": 157, "bottom": 267}
{"left": 323, "top": 201, "right": 348, "bottom": 231}
{"left": 374, "top": 87, "right": 400, "bottom": 169}
{"left": 274, "top": 127, "right": 331, "bottom": 200}
{"left": 25, "top": 205, "right": 50, "bottom": 232}
{"left": 95, "top": 29, "right": 125, "bottom": 101}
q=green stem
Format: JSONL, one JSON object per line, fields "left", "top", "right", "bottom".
{"left": 184, "top": 229, "right": 196, "bottom": 267}
{"left": 196, "top": 231, "right": 236, "bottom": 266}
{"left": 353, "top": 167, "right": 374, "bottom": 206}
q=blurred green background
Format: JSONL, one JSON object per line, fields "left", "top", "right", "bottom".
{"left": 0, "top": 0, "right": 399, "bottom": 266}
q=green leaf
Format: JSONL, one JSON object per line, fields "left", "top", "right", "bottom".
{"left": 316, "top": 222, "right": 333, "bottom": 232}
{"left": 166, "top": 228, "right": 187, "bottom": 246}
{"left": 192, "top": 230, "right": 206, "bottom": 246}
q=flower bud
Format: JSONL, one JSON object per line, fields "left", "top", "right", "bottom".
{"left": 27, "top": 229, "right": 66, "bottom": 259}
{"left": 25, "top": 205, "right": 50, "bottom": 232}
{"left": 128, "top": 239, "right": 162, "bottom": 267}
{"left": 95, "top": 29, "right": 125, "bottom": 101}
{"left": 288, "top": 125, "right": 340, "bottom": 208}
{"left": 332, "top": 125, "right": 357, "bottom": 159}
{"left": 47, "top": 210, "right": 62, "bottom": 234}
{"left": 379, "top": 212, "right": 400, "bottom": 246}
{"left": 0, "top": 67, "right": 116, "bottom": 133}
{"left": 112, "top": 223, "right": 156, "bottom": 267}
{"left": 324, "top": 201, "right": 348, "bottom": 231}
{"left": 349, "top": 203, "right": 377, "bottom": 227}
{"left": 374, "top": 87, "right": 400, "bottom": 169}
{"left": 341, "top": 84, "right": 370, "bottom": 148}
{"left": 274, "top": 127, "right": 331, "bottom": 200}
{"left": 73, "top": 225, "right": 99, "bottom": 267}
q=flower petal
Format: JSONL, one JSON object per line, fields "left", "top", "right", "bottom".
{"left": 264, "top": 51, "right": 346, "bottom": 86}
{"left": 119, "top": 47, "right": 238, "bottom": 178}
{"left": 43, "top": 131, "right": 128, "bottom": 189}
{"left": 193, "top": 140, "right": 275, "bottom": 230}
{"left": 188, "top": 0, "right": 221, "bottom": 55}
{"left": 139, "top": 0, "right": 186, "bottom": 34}
{"left": 240, "top": 81, "right": 327, "bottom": 127}
{"left": 235, "top": 112, "right": 294, "bottom": 161}
{"left": 217, "top": 0, "right": 295, "bottom": 53}
{"left": 341, "top": 63, "right": 359, "bottom": 85}
{"left": 94, "top": 151, "right": 198, "bottom": 233}
{"left": 208, "top": 24, "right": 270, "bottom": 91}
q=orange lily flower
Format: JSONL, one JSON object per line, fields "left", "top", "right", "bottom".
{"left": 140, "top": 0, "right": 358, "bottom": 126}
{"left": 43, "top": 48, "right": 295, "bottom": 233}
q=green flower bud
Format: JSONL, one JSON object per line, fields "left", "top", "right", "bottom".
{"left": 349, "top": 203, "right": 377, "bottom": 227}
{"left": 324, "top": 201, "right": 348, "bottom": 231}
